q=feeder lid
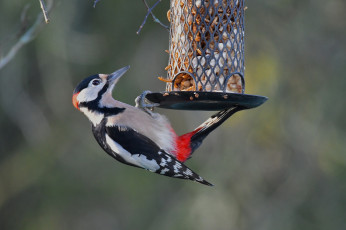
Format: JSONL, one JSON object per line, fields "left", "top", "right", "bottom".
{"left": 145, "top": 91, "right": 268, "bottom": 111}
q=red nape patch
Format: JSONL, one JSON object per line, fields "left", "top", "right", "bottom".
{"left": 175, "top": 128, "right": 201, "bottom": 162}
{"left": 72, "top": 93, "right": 80, "bottom": 110}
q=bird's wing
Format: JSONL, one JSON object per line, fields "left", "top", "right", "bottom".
{"left": 105, "top": 125, "right": 212, "bottom": 186}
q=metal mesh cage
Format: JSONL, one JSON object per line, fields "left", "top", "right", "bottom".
{"left": 165, "top": 0, "right": 245, "bottom": 93}
{"left": 145, "top": 0, "right": 267, "bottom": 111}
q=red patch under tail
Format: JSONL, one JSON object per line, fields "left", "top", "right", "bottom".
{"left": 175, "top": 128, "right": 202, "bottom": 162}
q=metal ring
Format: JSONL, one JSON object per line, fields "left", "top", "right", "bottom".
{"left": 224, "top": 72, "right": 245, "bottom": 94}
{"left": 170, "top": 71, "right": 197, "bottom": 91}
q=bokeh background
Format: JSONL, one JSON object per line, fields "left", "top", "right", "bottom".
{"left": 0, "top": 0, "right": 345, "bottom": 229}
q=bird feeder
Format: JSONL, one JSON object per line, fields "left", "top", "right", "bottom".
{"left": 145, "top": 0, "right": 267, "bottom": 111}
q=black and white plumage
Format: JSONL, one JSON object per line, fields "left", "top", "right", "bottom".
{"left": 93, "top": 120, "right": 208, "bottom": 184}
{"left": 72, "top": 66, "right": 242, "bottom": 186}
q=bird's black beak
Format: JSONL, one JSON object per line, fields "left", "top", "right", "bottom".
{"left": 107, "top": 66, "right": 130, "bottom": 87}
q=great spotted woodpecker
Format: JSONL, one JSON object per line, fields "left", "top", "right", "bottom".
{"left": 72, "top": 66, "right": 242, "bottom": 186}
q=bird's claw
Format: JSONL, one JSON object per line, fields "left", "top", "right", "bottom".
{"left": 135, "top": 91, "right": 160, "bottom": 113}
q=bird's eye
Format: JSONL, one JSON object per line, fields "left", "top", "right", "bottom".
{"left": 92, "top": 79, "right": 101, "bottom": 86}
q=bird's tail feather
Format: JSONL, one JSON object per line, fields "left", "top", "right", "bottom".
{"left": 176, "top": 106, "right": 244, "bottom": 162}
{"left": 191, "top": 106, "right": 244, "bottom": 148}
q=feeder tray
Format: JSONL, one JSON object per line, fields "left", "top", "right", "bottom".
{"left": 146, "top": 91, "right": 267, "bottom": 111}
{"left": 146, "top": 0, "right": 267, "bottom": 111}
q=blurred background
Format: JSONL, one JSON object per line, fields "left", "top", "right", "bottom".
{"left": 0, "top": 0, "right": 345, "bottom": 229}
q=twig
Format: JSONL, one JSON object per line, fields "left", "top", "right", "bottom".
{"left": 143, "top": 0, "right": 169, "bottom": 30}
{"left": 93, "top": 0, "right": 101, "bottom": 8}
{"left": 137, "top": 0, "right": 169, "bottom": 35}
{"left": 0, "top": 17, "right": 41, "bottom": 70}
{"left": 39, "top": 0, "right": 50, "bottom": 23}
{"left": 0, "top": 2, "right": 52, "bottom": 70}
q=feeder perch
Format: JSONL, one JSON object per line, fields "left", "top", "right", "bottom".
{"left": 145, "top": 0, "right": 267, "bottom": 111}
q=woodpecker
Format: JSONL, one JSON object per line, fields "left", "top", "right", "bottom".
{"left": 72, "top": 66, "right": 243, "bottom": 186}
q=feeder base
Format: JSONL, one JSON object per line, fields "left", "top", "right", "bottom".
{"left": 145, "top": 91, "right": 268, "bottom": 111}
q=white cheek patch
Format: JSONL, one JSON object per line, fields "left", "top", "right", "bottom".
{"left": 77, "top": 83, "right": 105, "bottom": 103}
{"left": 77, "top": 88, "right": 98, "bottom": 103}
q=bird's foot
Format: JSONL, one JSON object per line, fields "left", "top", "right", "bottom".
{"left": 135, "top": 91, "right": 160, "bottom": 115}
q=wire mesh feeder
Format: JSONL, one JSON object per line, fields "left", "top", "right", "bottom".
{"left": 145, "top": 0, "right": 267, "bottom": 111}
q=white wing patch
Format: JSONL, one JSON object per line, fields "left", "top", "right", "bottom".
{"left": 105, "top": 134, "right": 160, "bottom": 172}
{"left": 160, "top": 158, "right": 167, "bottom": 167}
{"left": 184, "top": 169, "right": 193, "bottom": 176}
{"left": 160, "top": 168, "right": 169, "bottom": 175}
{"left": 173, "top": 161, "right": 182, "bottom": 173}
{"left": 117, "top": 126, "right": 129, "bottom": 132}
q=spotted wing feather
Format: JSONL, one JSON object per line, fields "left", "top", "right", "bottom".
{"left": 105, "top": 125, "right": 212, "bottom": 186}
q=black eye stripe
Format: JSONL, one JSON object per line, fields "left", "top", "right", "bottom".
{"left": 79, "top": 82, "right": 109, "bottom": 109}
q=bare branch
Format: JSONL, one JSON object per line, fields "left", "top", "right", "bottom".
{"left": 0, "top": 2, "right": 53, "bottom": 70}
{"left": 137, "top": 0, "right": 169, "bottom": 35}
{"left": 143, "top": 0, "right": 169, "bottom": 30}
{"left": 39, "top": 0, "right": 50, "bottom": 23}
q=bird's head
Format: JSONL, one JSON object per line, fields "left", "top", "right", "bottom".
{"left": 72, "top": 66, "right": 130, "bottom": 111}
